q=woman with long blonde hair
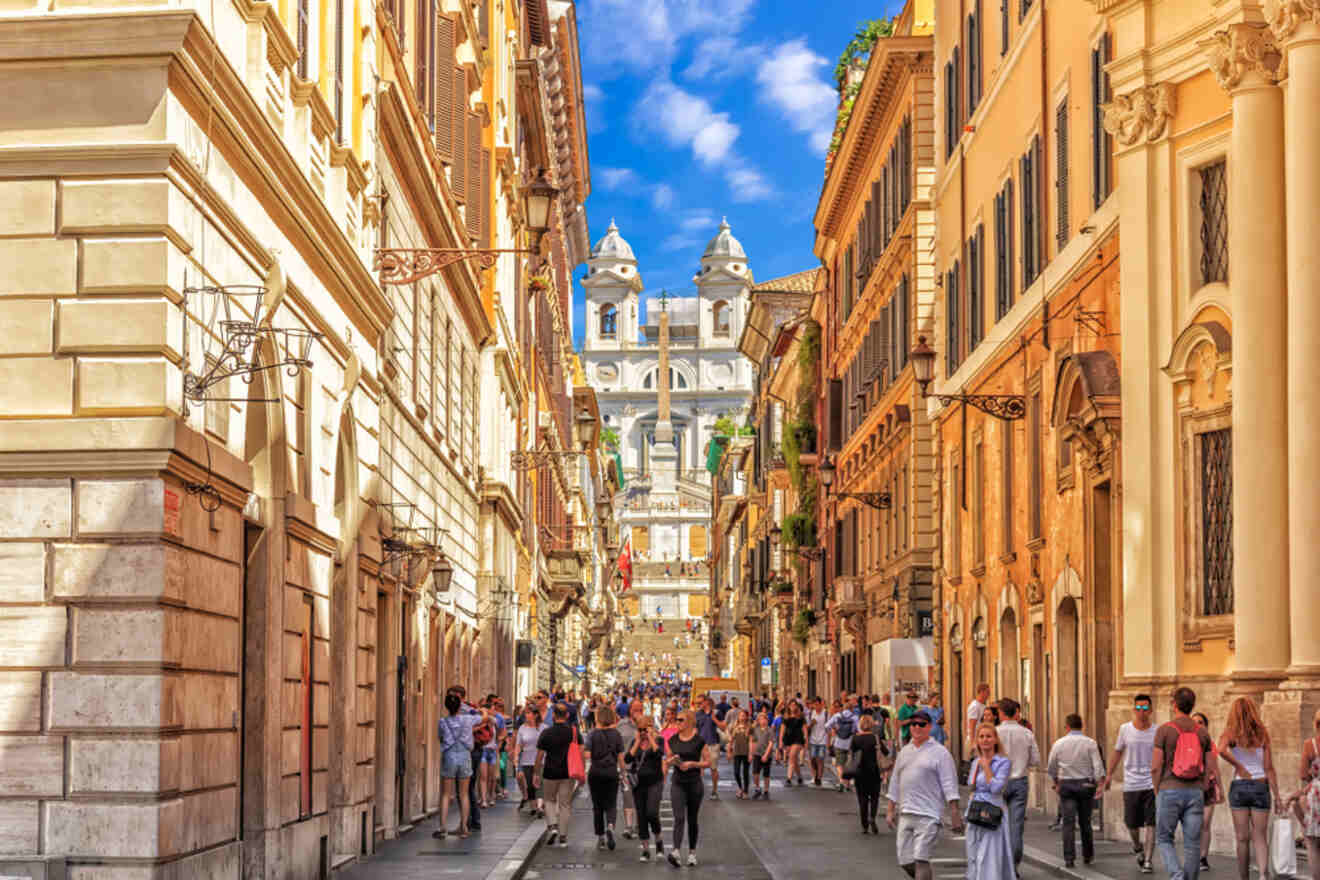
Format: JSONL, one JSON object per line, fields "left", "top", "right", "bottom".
{"left": 1218, "top": 697, "right": 1281, "bottom": 880}
{"left": 965, "top": 721, "right": 1015, "bottom": 880}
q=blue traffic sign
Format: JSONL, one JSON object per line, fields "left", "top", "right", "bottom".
{"left": 574, "top": 664, "right": 586, "bottom": 674}
{"left": 760, "top": 657, "right": 771, "bottom": 667}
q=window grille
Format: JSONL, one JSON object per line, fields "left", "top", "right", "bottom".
{"left": 1201, "top": 428, "right": 1233, "bottom": 615}
{"left": 1200, "top": 160, "right": 1229, "bottom": 285}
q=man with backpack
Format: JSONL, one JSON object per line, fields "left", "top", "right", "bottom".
{"left": 827, "top": 697, "right": 860, "bottom": 792}
{"left": 1150, "top": 687, "right": 1214, "bottom": 880}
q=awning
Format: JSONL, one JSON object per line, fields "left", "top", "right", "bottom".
{"left": 705, "top": 435, "right": 729, "bottom": 474}
{"left": 611, "top": 450, "right": 625, "bottom": 487}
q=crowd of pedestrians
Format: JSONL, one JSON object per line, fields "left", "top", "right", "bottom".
{"left": 431, "top": 680, "right": 1320, "bottom": 880}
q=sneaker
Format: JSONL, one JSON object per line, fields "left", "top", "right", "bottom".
{"left": 1140, "top": 859, "right": 1153, "bottom": 873}
{"left": 640, "top": 849, "right": 651, "bottom": 862}
{"left": 557, "top": 836, "right": 569, "bottom": 848}
{"left": 666, "top": 850, "right": 681, "bottom": 868}
{"left": 687, "top": 854, "right": 698, "bottom": 867}
{"left": 546, "top": 829, "right": 558, "bottom": 846}
{"left": 598, "top": 836, "right": 607, "bottom": 850}
{"left": 607, "top": 829, "right": 616, "bottom": 850}
{"left": 762, "top": 790, "right": 769, "bottom": 800}
{"left": 814, "top": 779, "right": 822, "bottom": 787}
{"left": 784, "top": 778, "right": 792, "bottom": 787}
{"left": 1133, "top": 842, "right": 1144, "bottom": 855}
{"left": 655, "top": 839, "right": 664, "bottom": 856}
{"left": 709, "top": 790, "right": 719, "bottom": 800}
{"left": 622, "top": 829, "right": 635, "bottom": 840}
{"left": 1049, "top": 821, "right": 1063, "bottom": 831}
{"left": 870, "top": 822, "right": 880, "bottom": 835}
{"left": 751, "top": 790, "right": 761, "bottom": 800}
{"left": 1200, "top": 857, "right": 1211, "bottom": 871}
{"left": 431, "top": 829, "right": 446, "bottom": 839}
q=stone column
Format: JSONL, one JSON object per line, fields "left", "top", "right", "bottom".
{"left": 1274, "top": 0, "right": 1320, "bottom": 684}
{"left": 1203, "top": 23, "right": 1291, "bottom": 691}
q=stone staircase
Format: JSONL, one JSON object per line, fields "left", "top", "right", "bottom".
{"left": 616, "top": 618, "right": 708, "bottom": 677}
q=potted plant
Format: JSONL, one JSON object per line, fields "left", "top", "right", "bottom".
{"left": 792, "top": 607, "right": 818, "bottom": 645}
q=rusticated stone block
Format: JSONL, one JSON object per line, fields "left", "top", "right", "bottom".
{"left": 47, "top": 671, "right": 178, "bottom": 731}
{"left": 69, "top": 737, "right": 178, "bottom": 794}
{"left": 0, "top": 672, "right": 42, "bottom": 732}
{"left": 0, "top": 479, "right": 70, "bottom": 538}
{"left": 58, "top": 299, "right": 180, "bottom": 357}
{"left": 77, "top": 357, "right": 181, "bottom": 415}
{"left": 0, "top": 543, "right": 45, "bottom": 603}
{"left": 60, "top": 179, "right": 193, "bottom": 249}
{"left": 76, "top": 478, "right": 164, "bottom": 537}
{"left": 0, "top": 800, "right": 38, "bottom": 855}
{"left": 44, "top": 798, "right": 179, "bottom": 858}
{"left": 0, "top": 180, "right": 54, "bottom": 237}
{"left": 53, "top": 543, "right": 181, "bottom": 602}
{"left": 0, "top": 357, "right": 74, "bottom": 417}
{"left": 0, "top": 238, "right": 75, "bottom": 296}
{"left": 176, "top": 731, "right": 236, "bottom": 792}
{"left": 0, "top": 300, "right": 53, "bottom": 356}
{"left": 72, "top": 607, "right": 169, "bottom": 666}
{"left": 80, "top": 236, "right": 183, "bottom": 296}
{"left": 0, "top": 735, "right": 63, "bottom": 796}
{"left": 175, "top": 672, "right": 236, "bottom": 731}
{"left": 0, "top": 607, "right": 66, "bottom": 667}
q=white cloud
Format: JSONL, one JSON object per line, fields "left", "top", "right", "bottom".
{"left": 651, "top": 184, "right": 678, "bottom": 211}
{"left": 582, "top": 83, "right": 605, "bottom": 103}
{"left": 755, "top": 38, "right": 838, "bottom": 155}
{"left": 661, "top": 233, "right": 703, "bottom": 252}
{"left": 680, "top": 212, "right": 715, "bottom": 232}
{"left": 597, "top": 166, "right": 640, "bottom": 190}
{"left": 635, "top": 80, "right": 740, "bottom": 165}
{"left": 726, "top": 162, "right": 774, "bottom": 202}
{"left": 578, "top": 0, "right": 756, "bottom": 75}
{"left": 682, "top": 36, "right": 765, "bottom": 81}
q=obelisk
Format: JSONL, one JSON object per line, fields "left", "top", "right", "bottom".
{"left": 650, "top": 292, "right": 678, "bottom": 495}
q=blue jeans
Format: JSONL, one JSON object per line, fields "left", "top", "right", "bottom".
{"left": 1003, "top": 776, "right": 1030, "bottom": 866}
{"left": 1156, "top": 787, "right": 1204, "bottom": 880}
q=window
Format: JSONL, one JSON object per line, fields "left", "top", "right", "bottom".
{"left": 599, "top": 304, "right": 618, "bottom": 339}
{"left": 946, "top": 261, "right": 961, "bottom": 375}
{"left": 995, "top": 178, "right": 1015, "bottom": 320}
{"left": 1199, "top": 160, "right": 1229, "bottom": 284}
{"left": 296, "top": 0, "right": 310, "bottom": 80}
{"left": 334, "top": 0, "right": 345, "bottom": 142}
{"left": 435, "top": 313, "right": 449, "bottom": 437}
{"left": 972, "top": 439, "right": 985, "bottom": 566}
{"left": 1001, "top": 419, "right": 1014, "bottom": 556}
{"left": 967, "top": 2, "right": 982, "bottom": 113}
{"left": 944, "top": 50, "right": 962, "bottom": 158}
{"left": 897, "top": 274, "right": 911, "bottom": 372}
{"left": 1028, "top": 390, "right": 1043, "bottom": 540}
{"left": 1000, "top": 0, "right": 1009, "bottom": 54}
{"left": 631, "top": 526, "right": 649, "bottom": 554}
{"left": 1091, "top": 35, "right": 1113, "bottom": 209}
{"left": 1021, "top": 135, "right": 1043, "bottom": 287}
{"left": 950, "top": 455, "right": 962, "bottom": 577}
{"left": 642, "top": 368, "right": 688, "bottom": 390}
{"left": 713, "top": 300, "right": 731, "bottom": 336}
{"left": 1200, "top": 428, "right": 1233, "bottom": 614}
{"left": 1055, "top": 99, "right": 1070, "bottom": 251}
{"left": 1020, "top": 0, "right": 1032, "bottom": 20}
{"left": 968, "top": 225, "right": 985, "bottom": 351}
{"left": 416, "top": 0, "right": 433, "bottom": 128}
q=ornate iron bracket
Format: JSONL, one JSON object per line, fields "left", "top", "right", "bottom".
{"left": 788, "top": 546, "right": 825, "bottom": 561}
{"left": 374, "top": 248, "right": 534, "bottom": 285}
{"left": 834, "top": 491, "right": 892, "bottom": 510}
{"left": 926, "top": 392, "right": 1026, "bottom": 421}
{"left": 511, "top": 447, "right": 584, "bottom": 472}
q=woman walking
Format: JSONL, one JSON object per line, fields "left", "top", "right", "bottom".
{"left": 965, "top": 721, "right": 1015, "bottom": 880}
{"left": 849, "top": 714, "right": 885, "bottom": 834}
{"left": 514, "top": 706, "right": 545, "bottom": 818}
{"left": 780, "top": 701, "right": 807, "bottom": 786}
{"left": 435, "top": 693, "right": 480, "bottom": 839}
{"left": 626, "top": 717, "right": 666, "bottom": 862}
{"left": 584, "top": 704, "right": 625, "bottom": 851}
{"left": 1286, "top": 708, "right": 1320, "bottom": 880}
{"left": 730, "top": 710, "right": 752, "bottom": 799}
{"left": 664, "top": 709, "right": 712, "bottom": 867}
{"left": 1219, "top": 697, "right": 1282, "bottom": 880}
{"left": 1194, "top": 712, "right": 1223, "bottom": 871}
{"left": 751, "top": 710, "right": 775, "bottom": 800}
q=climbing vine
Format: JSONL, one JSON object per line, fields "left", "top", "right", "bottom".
{"left": 826, "top": 19, "right": 896, "bottom": 170}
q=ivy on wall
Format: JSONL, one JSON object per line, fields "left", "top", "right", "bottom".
{"left": 825, "top": 18, "right": 896, "bottom": 171}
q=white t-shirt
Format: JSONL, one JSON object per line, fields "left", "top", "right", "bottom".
{"left": 966, "top": 698, "right": 986, "bottom": 731}
{"left": 515, "top": 724, "right": 540, "bottom": 766}
{"left": 1115, "top": 721, "right": 1156, "bottom": 791}
{"left": 808, "top": 709, "right": 830, "bottom": 746}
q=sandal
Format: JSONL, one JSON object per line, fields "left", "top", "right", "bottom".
{"left": 457, "top": 829, "right": 470, "bottom": 839}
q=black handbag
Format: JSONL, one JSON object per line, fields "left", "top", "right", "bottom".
{"left": 842, "top": 749, "right": 863, "bottom": 780}
{"left": 966, "top": 799, "right": 1004, "bottom": 829}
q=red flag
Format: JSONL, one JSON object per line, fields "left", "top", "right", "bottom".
{"left": 617, "top": 537, "right": 632, "bottom": 593}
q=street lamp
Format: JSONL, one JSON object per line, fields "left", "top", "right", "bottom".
{"left": 908, "top": 336, "right": 1026, "bottom": 421}
{"left": 522, "top": 169, "right": 557, "bottom": 247}
{"left": 816, "top": 454, "right": 891, "bottom": 510}
{"left": 431, "top": 555, "right": 454, "bottom": 595}
{"left": 768, "top": 522, "right": 823, "bottom": 561}
{"left": 575, "top": 409, "right": 597, "bottom": 452}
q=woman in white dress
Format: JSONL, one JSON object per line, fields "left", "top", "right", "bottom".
{"left": 965, "top": 721, "right": 1016, "bottom": 880}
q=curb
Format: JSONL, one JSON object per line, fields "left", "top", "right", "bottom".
{"left": 482, "top": 784, "right": 581, "bottom": 880}
{"left": 1021, "top": 842, "right": 1095, "bottom": 880}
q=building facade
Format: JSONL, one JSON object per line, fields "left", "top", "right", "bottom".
{"left": 0, "top": 0, "right": 604, "bottom": 876}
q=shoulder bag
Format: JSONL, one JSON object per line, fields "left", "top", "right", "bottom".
{"left": 965, "top": 759, "right": 1004, "bottom": 829}
{"left": 567, "top": 726, "right": 587, "bottom": 783}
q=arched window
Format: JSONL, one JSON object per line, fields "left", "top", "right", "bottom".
{"left": 599, "top": 304, "right": 618, "bottom": 339}
{"left": 642, "top": 368, "right": 689, "bottom": 390}
{"left": 712, "top": 300, "right": 731, "bottom": 336}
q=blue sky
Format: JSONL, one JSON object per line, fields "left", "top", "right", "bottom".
{"left": 570, "top": 0, "right": 904, "bottom": 347}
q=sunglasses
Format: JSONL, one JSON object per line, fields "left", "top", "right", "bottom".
{"left": 1135, "top": 705, "right": 1152, "bottom": 711}
{"left": 910, "top": 720, "right": 930, "bottom": 728}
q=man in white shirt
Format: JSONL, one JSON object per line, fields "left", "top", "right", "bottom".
{"left": 965, "top": 683, "right": 990, "bottom": 757}
{"left": 807, "top": 697, "right": 830, "bottom": 787}
{"left": 1047, "top": 713, "right": 1107, "bottom": 868}
{"left": 886, "top": 710, "right": 963, "bottom": 880}
{"left": 996, "top": 698, "right": 1041, "bottom": 872}
{"left": 826, "top": 698, "right": 860, "bottom": 793}
{"left": 1103, "top": 693, "right": 1157, "bottom": 873}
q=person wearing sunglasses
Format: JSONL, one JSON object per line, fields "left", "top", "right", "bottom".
{"left": 1104, "top": 694, "right": 1158, "bottom": 873}
{"left": 886, "top": 709, "right": 964, "bottom": 880}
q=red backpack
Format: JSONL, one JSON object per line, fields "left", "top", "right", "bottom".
{"left": 1168, "top": 722, "right": 1205, "bottom": 780}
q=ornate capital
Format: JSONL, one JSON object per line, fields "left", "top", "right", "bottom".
{"left": 1202, "top": 23, "right": 1283, "bottom": 90}
{"left": 1271, "top": 0, "right": 1320, "bottom": 43}
{"left": 1102, "top": 83, "right": 1177, "bottom": 146}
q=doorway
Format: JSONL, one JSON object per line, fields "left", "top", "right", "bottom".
{"left": 949, "top": 624, "right": 964, "bottom": 760}
{"left": 1057, "top": 597, "right": 1080, "bottom": 737}
{"left": 1091, "top": 480, "right": 1114, "bottom": 755}
{"left": 397, "top": 594, "right": 413, "bottom": 825}
{"left": 1000, "top": 608, "right": 1019, "bottom": 700}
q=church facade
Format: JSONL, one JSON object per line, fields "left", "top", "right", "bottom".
{"left": 581, "top": 221, "right": 754, "bottom": 654}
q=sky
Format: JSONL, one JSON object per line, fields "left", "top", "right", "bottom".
{"left": 569, "top": 0, "right": 904, "bottom": 348}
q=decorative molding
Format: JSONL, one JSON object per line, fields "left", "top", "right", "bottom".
{"left": 1102, "top": 83, "right": 1176, "bottom": 146}
{"left": 1201, "top": 23, "right": 1283, "bottom": 90}
{"left": 1271, "top": 0, "right": 1320, "bottom": 43}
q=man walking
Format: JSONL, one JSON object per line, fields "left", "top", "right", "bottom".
{"left": 996, "top": 698, "right": 1041, "bottom": 872}
{"left": 1047, "top": 713, "right": 1106, "bottom": 868}
{"left": 886, "top": 709, "right": 963, "bottom": 880}
{"left": 897, "top": 691, "right": 922, "bottom": 745}
{"left": 1104, "top": 693, "right": 1159, "bottom": 873}
{"left": 1151, "top": 687, "right": 1213, "bottom": 880}
{"left": 827, "top": 697, "right": 860, "bottom": 792}
{"left": 965, "top": 683, "right": 990, "bottom": 757}
{"left": 807, "top": 697, "right": 830, "bottom": 786}
{"left": 694, "top": 696, "right": 724, "bottom": 799}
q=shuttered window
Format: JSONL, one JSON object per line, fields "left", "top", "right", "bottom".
{"left": 944, "top": 59, "right": 957, "bottom": 158}
{"left": 1000, "top": 0, "right": 1009, "bottom": 54}
{"left": 949, "top": 457, "right": 962, "bottom": 576}
{"left": 946, "top": 262, "right": 961, "bottom": 376}
{"left": 435, "top": 16, "right": 456, "bottom": 161}
{"left": 690, "top": 525, "right": 708, "bottom": 559}
{"left": 451, "top": 69, "right": 467, "bottom": 201}
{"left": 416, "top": 286, "right": 432, "bottom": 413}
{"left": 1056, "top": 99, "right": 1070, "bottom": 251}
{"left": 995, "top": 179, "right": 1015, "bottom": 320}
{"left": 333, "top": 0, "right": 345, "bottom": 142}
{"left": 967, "top": 1, "right": 982, "bottom": 113}
{"left": 1021, "top": 136, "right": 1042, "bottom": 287}
{"left": 1028, "top": 390, "right": 1043, "bottom": 540}
{"left": 466, "top": 112, "right": 482, "bottom": 238}
{"left": 416, "top": 0, "right": 431, "bottom": 128}
{"left": 897, "top": 275, "right": 910, "bottom": 371}
{"left": 434, "top": 309, "right": 447, "bottom": 437}
{"left": 632, "top": 526, "right": 650, "bottom": 554}
{"left": 296, "top": 0, "right": 310, "bottom": 79}
{"left": 1001, "top": 418, "right": 1015, "bottom": 557}
{"left": 479, "top": 148, "right": 492, "bottom": 245}
{"left": 968, "top": 225, "right": 984, "bottom": 351}
{"left": 827, "top": 379, "right": 844, "bottom": 452}
{"left": 1091, "top": 35, "right": 1113, "bottom": 209}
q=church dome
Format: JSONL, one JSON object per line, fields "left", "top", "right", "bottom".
{"left": 590, "top": 219, "right": 636, "bottom": 262}
{"left": 702, "top": 218, "right": 746, "bottom": 260}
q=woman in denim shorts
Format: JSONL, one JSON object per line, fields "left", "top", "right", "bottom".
{"left": 437, "top": 693, "right": 481, "bottom": 839}
{"left": 1217, "top": 697, "right": 1281, "bottom": 880}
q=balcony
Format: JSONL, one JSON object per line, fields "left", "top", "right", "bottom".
{"left": 835, "top": 575, "right": 865, "bottom": 617}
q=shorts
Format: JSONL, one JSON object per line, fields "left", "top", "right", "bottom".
{"left": 442, "top": 749, "right": 473, "bottom": 779}
{"left": 810, "top": 744, "right": 829, "bottom": 760}
{"left": 834, "top": 747, "right": 851, "bottom": 763}
{"left": 1123, "top": 788, "right": 1156, "bottom": 828}
{"left": 896, "top": 813, "right": 942, "bottom": 864}
{"left": 752, "top": 756, "right": 772, "bottom": 778}
{"left": 481, "top": 747, "right": 498, "bottom": 765}
{"left": 1228, "top": 779, "right": 1271, "bottom": 810}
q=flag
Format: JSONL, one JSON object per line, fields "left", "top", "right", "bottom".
{"left": 617, "top": 537, "right": 632, "bottom": 593}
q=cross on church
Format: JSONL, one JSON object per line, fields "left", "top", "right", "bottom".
{"left": 658, "top": 289, "right": 669, "bottom": 312}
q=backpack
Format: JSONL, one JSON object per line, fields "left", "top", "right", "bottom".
{"left": 474, "top": 719, "right": 494, "bottom": 748}
{"left": 834, "top": 712, "right": 856, "bottom": 739}
{"left": 1168, "top": 722, "right": 1205, "bottom": 780}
